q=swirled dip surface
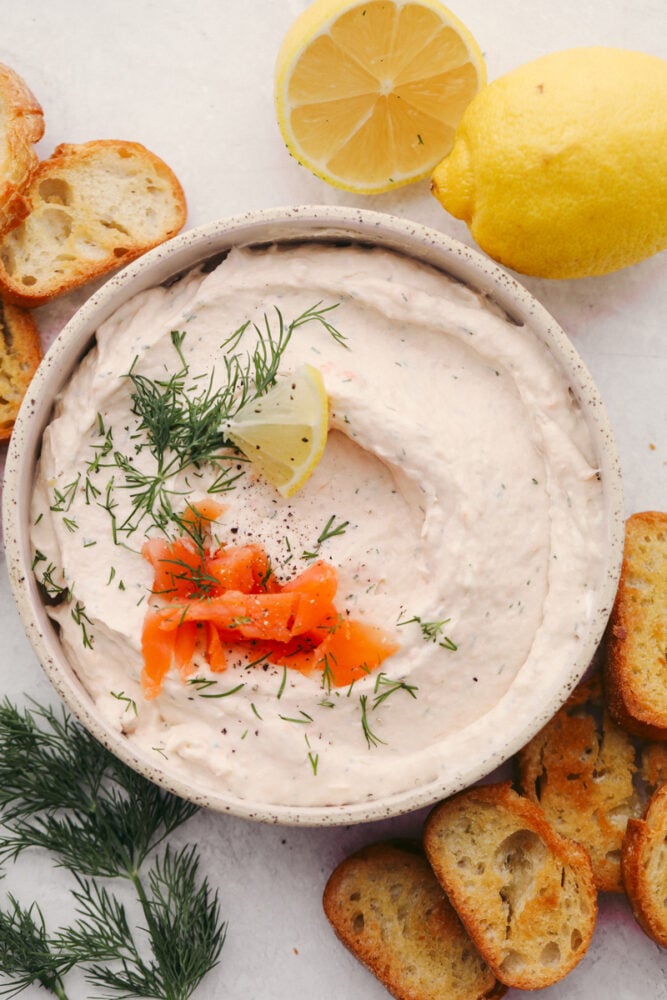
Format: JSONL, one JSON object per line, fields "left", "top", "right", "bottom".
{"left": 32, "top": 243, "right": 605, "bottom": 808}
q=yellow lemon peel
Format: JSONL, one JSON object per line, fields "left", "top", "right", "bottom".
{"left": 431, "top": 47, "right": 667, "bottom": 279}
{"left": 275, "top": 0, "right": 485, "bottom": 194}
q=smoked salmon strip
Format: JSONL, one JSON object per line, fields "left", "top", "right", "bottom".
{"left": 140, "top": 528, "right": 399, "bottom": 698}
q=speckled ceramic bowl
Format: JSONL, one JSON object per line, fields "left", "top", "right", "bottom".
{"left": 3, "top": 206, "right": 624, "bottom": 825}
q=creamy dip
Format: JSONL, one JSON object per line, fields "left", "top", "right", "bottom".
{"left": 32, "top": 243, "right": 605, "bottom": 808}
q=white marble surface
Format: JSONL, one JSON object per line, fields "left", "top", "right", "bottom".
{"left": 0, "top": 1, "right": 666, "bottom": 997}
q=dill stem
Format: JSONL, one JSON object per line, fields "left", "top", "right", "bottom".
{"left": 128, "top": 867, "right": 177, "bottom": 1000}
{"left": 53, "top": 982, "right": 70, "bottom": 1000}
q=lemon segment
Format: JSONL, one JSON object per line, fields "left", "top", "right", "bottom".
{"left": 225, "top": 364, "right": 329, "bottom": 498}
{"left": 431, "top": 47, "right": 667, "bottom": 279}
{"left": 275, "top": 0, "right": 485, "bottom": 194}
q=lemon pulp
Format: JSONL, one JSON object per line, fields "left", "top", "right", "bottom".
{"left": 275, "top": 0, "right": 485, "bottom": 194}
{"left": 225, "top": 364, "right": 329, "bottom": 498}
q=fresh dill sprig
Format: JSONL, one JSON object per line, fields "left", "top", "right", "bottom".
{"left": 60, "top": 849, "right": 224, "bottom": 1000}
{"left": 304, "top": 734, "right": 319, "bottom": 776}
{"left": 97, "top": 302, "right": 344, "bottom": 538}
{"left": 276, "top": 666, "right": 288, "bottom": 700}
{"left": 317, "top": 514, "right": 350, "bottom": 544}
{"left": 86, "top": 414, "right": 114, "bottom": 475}
{"left": 0, "top": 701, "right": 196, "bottom": 873}
{"left": 186, "top": 679, "right": 245, "bottom": 699}
{"left": 278, "top": 710, "right": 314, "bottom": 725}
{"left": 38, "top": 564, "right": 71, "bottom": 603}
{"left": 70, "top": 600, "right": 94, "bottom": 649}
{"left": 109, "top": 690, "right": 138, "bottom": 716}
{"left": 0, "top": 897, "right": 72, "bottom": 998}
{"left": 31, "top": 550, "right": 47, "bottom": 572}
{"left": 49, "top": 474, "right": 81, "bottom": 514}
{"left": 359, "top": 694, "right": 385, "bottom": 749}
{"left": 302, "top": 514, "right": 350, "bottom": 560}
{"left": 397, "top": 613, "right": 458, "bottom": 651}
{"left": 320, "top": 653, "right": 336, "bottom": 696}
{"left": 372, "top": 672, "right": 419, "bottom": 708}
{"left": 0, "top": 700, "right": 225, "bottom": 1000}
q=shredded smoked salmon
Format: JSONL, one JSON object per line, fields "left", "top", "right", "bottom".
{"left": 140, "top": 507, "right": 399, "bottom": 698}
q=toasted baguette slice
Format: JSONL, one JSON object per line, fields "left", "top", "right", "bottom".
{"left": 639, "top": 742, "right": 667, "bottom": 792}
{"left": 423, "top": 783, "right": 597, "bottom": 991}
{"left": 517, "top": 673, "right": 640, "bottom": 892}
{"left": 622, "top": 783, "right": 667, "bottom": 946}
{"left": 323, "top": 841, "right": 506, "bottom": 1000}
{"left": 604, "top": 511, "right": 667, "bottom": 740}
{"left": 0, "top": 297, "right": 41, "bottom": 440}
{"left": 0, "top": 64, "right": 44, "bottom": 237}
{"left": 0, "top": 139, "right": 187, "bottom": 306}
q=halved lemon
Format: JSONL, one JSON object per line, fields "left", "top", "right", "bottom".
{"left": 224, "top": 365, "right": 329, "bottom": 498}
{"left": 274, "top": 0, "right": 486, "bottom": 194}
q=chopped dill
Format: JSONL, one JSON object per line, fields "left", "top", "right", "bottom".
{"left": 71, "top": 601, "right": 94, "bottom": 649}
{"left": 397, "top": 613, "right": 458, "bottom": 651}
{"left": 279, "top": 710, "right": 314, "bottom": 725}
{"left": 109, "top": 690, "right": 138, "bottom": 715}
{"left": 373, "top": 672, "right": 419, "bottom": 708}
{"left": 49, "top": 474, "right": 81, "bottom": 513}
{"left": 277, "top": 666, "right": 288, "bottom": 700}
{"left": 305, "top": 734, "right": 319, "bottom": 776}
{"left": 317, "top": 514, "right": 349, "bottom": 544}
{"left": 188, "top": 680, "right": 245, "bottom": 700}
{"left": 303, "top": 514, "right": 349, "bottom": 560}
{"left": 320, "top": 654, "right": 336, "bottom": 695}
{"left": 359, "top": 694, "right": 385, "bottom": 749}
{"left": 31, "top": 550, "right": 47, "bottom": 571}
{"left": 104, "top": 302, "right": 345, "bottom": 538}
{"left": 39, "top": 564, "right": 71, "bottom": 602}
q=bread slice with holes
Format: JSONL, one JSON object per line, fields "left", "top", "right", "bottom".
{"left": 517, "top": 672, "right": 641, "bottom": 892}
{"left": 621, "top": 782, "right": 667, "bottom": 946}
{"left": 604, "top": 510, "right": 667, "bottom": 740}
{"left": 0, "top": 139, "right": 187, "bottom": 307}
{"left": 0, "top": 297, "right": 41, "bottom": 440}
{"left": 0, "top": 63, "right": 44, "bottom": 237}
{"left": 323, "top": 840, "right": 506, "bottom": 1000}
{"left": 423, "top": 783, "right": 597, "bottom": 990}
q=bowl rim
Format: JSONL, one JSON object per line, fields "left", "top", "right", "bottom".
{"left": 2, "top": 204, "right": 625, "bottom": 826}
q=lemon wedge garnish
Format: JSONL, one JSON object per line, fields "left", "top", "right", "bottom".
{"left": 225, "top": 364, "right": 329, "bottom": 498}
{"left": 274, "top": 0, "right": 486, "bottom": 194}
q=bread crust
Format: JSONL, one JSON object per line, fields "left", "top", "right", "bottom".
{"left": 323, "top": 840, "right": 506, "bottom": 1000}
{"left": 604, "top": 511, "right": 667, "bottom": 740}
{"left": 0, "top": 139, "right": 187, "bottom": 307}
{"left": 423, "top": 783, "right": 597, "bottom": 991}
{"left": 517, "top": 672, "right": 640, "bottom": 892}
{"left": 0, "top": 297, "right": 41, "bottom": 440}
{"left": 0, "top": 63, "right": 44, "bottom": 236}
{"left": 621, "top": 783, "right": 667, "bottom": 947}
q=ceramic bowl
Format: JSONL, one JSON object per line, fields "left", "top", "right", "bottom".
{"left": 3, "top": 206, "right": 624, "bottom": 825}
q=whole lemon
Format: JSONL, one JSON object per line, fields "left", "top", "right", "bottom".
{"left": 431, "top": 47, "right": 667, "bottom": 279}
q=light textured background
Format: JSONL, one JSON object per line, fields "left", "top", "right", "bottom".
{"left": 0, "top": 2, "right": 666, "bottom": 998}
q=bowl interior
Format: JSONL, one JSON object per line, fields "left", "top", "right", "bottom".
{"left": 2, "top": 206, "right": 624, "bottom": 825}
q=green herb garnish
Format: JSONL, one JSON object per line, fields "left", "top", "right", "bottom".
{"left": 101, "top": 303, "right": 344, "bottom": 538}
{"left": 109, "top": 690, "right": 138, "bottom": 715}
{"left": 359, "top": 694, "right": 385, "bottom": 749}
{"left": 372, "top": 672, "right": 418, "bottom": 707}
{"left": 70, "top": 600, "right": 94, "bottom": 649}
{"left": 303, "top": 514, "right": 350, "bottom": 560}
{"left": 0, "top": 700, "right": 225, "bottom": 1000}
{"left": 397, "top": 614, "right": 458, "bottom": 650}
